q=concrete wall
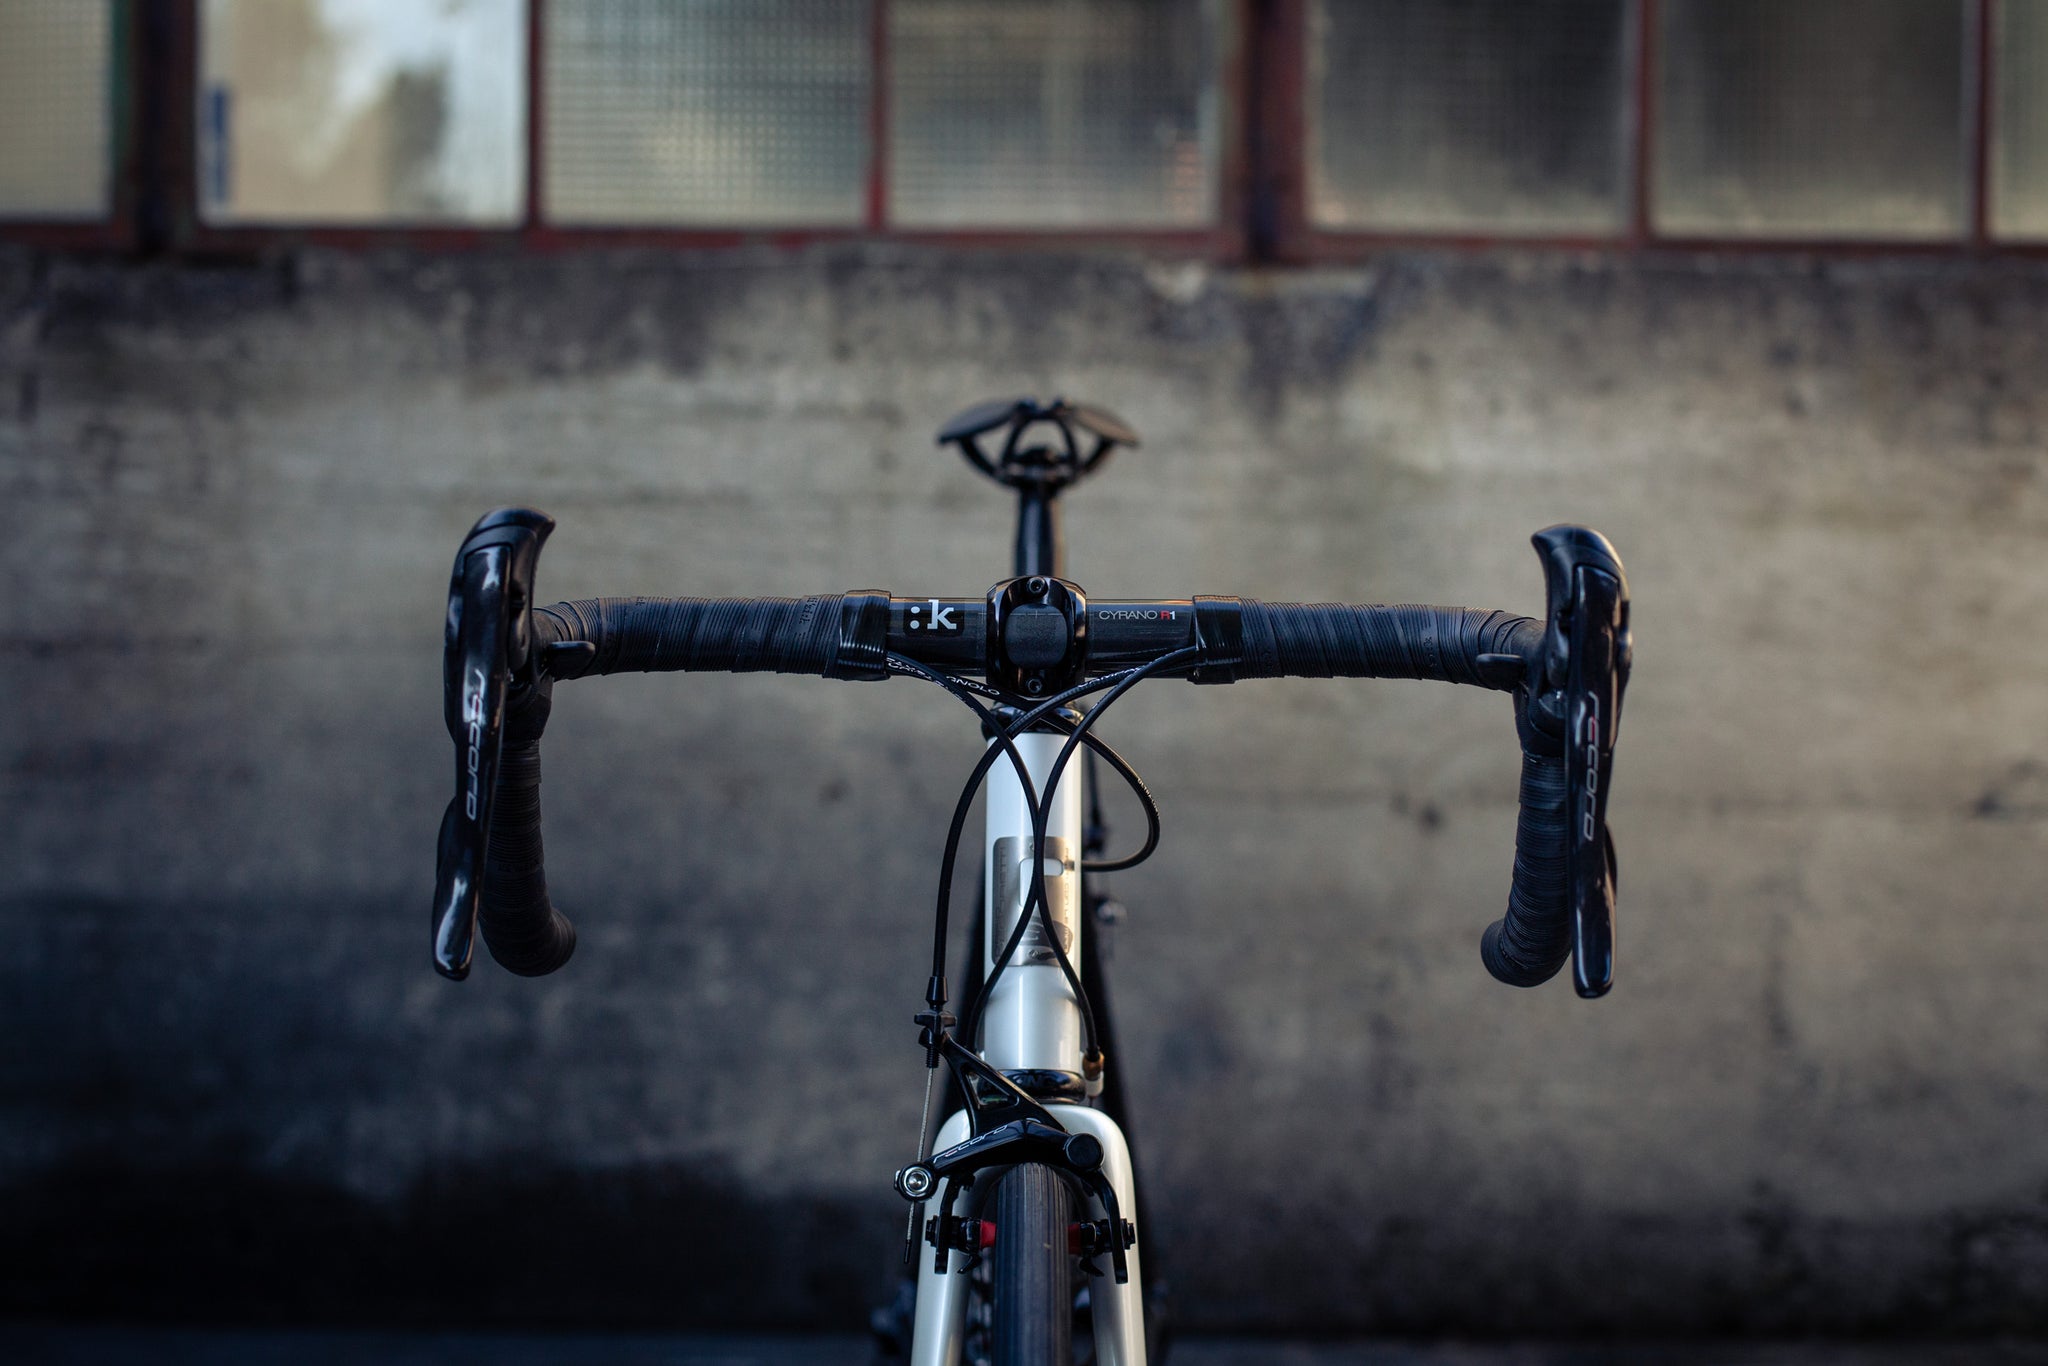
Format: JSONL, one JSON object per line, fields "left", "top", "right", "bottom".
{"left": 4, "top": 243, "right": 2047, "bottom": 1334}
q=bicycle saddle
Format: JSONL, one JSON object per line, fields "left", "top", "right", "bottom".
{"left": 937, "top": 396, "right": 1139, "bottom": 491}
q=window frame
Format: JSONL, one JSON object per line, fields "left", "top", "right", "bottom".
{"left": 161, "top": 0, "right": 534, "bottom": 252}
{"left": 1264, "top": 0, "right": 2038, "bottom": 262}
{"left": 10, "top": 0, "right": 2048, "bottom": 260}
{"left": 149, "top": 0, "right": 1250, "bottom": 257}
{"left": 0, "top": 0, "right": 141, "bottom": 252}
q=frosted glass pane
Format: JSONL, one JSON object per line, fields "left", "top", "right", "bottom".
{"left": 1993, "top": 0, "right": 2048, "bottom": 240}
{"left": 1654, "top": 0, "right": 1969, "bottom": 239}
{"left": 199, "top": 0, "right": 526, "bottom": 225}
{"left": 0, "top": 0, "right": 114, "bottom": 219}
{"left": 889, "top": 0, "right": 1222, "bottom": 229}
{"left": 1308, "top": 0, "right": 1631, "bottom": 234}
{"left": 545, "top": 0, "right": 871, "bottom": 227}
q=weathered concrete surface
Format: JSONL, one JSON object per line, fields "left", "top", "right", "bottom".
{"left": 3, "top": 244, "right": 2048, "bottom": 1333}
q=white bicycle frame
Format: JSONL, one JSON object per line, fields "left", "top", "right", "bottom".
{"left": 908, "top": 729, "right": 1149, "bottom": 1366}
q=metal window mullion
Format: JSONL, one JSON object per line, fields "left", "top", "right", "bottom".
{"left": 1972, "top": 0, "right": 1994, "bottom": 246}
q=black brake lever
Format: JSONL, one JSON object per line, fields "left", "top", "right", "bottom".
{"left": 431, "top": 508, "right": 555, "bottom": 980}
{"left": 1532, "top": 525, "right": 1632, "bottom": 999}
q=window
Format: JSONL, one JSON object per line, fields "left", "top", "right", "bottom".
{"left": 0, "top": 0, "right": 1216, "bottom": 245}
{"left": 1307, "top": 0, "right": 1633, "bottom": 235}
{"left": 888, "top": 0, "right": 1226, "bottom": 229}
{"left": 0, "top": 0, "right": 116, "bottom": 220}
{"left": 545, "top": 0, "right": 873, "bottom": 227}
{"left": 198, "top": 0, "right": 527, "bottom": 226}
{"left": 1652, "top": 0, "right": 1970, "bottom": 239}
{"left": 12, "top": 0, "right": 2048, "bottom": 258}
{"left": 1994, "top": 0, "right": 2048, "bottom": 241}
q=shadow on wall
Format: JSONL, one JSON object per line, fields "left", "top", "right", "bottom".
{"left": 1, "top": 1154, "right": 880, "bottom": 1330}
{"left": 6, "top": 1155, "right": 2048, "bottom": 1335}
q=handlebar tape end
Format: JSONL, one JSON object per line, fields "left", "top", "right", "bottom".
{"left": 1479, "top": 918, "right": 1567, "bottom": 989}
{"left": 1480, "top": 744, "right": 1574, "bottom": 989}
{"left": 482, "top": 907, "right": 577, "bottom": 978}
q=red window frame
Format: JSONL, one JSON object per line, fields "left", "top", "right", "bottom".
{"left": 139, "top": 0, "right": 1250, "bottom": 258}
{"left": 1262, "top": 0, "right": 2041, "bottom": 262}
{"left": 8, "top": 0, "right": 2047, "bottom": 261}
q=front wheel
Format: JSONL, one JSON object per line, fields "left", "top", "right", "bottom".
{"left": 991, "top": 1163, "right": 1077, "bottom": 1366}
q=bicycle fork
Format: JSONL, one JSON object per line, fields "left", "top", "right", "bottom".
{"left": 909, "top": 1104, "right": 1148, "bottom": 1366}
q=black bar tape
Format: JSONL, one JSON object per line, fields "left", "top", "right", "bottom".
{"left": 535, "top": 594, "right": 890, "bottom": 681}
{"left": 1480, "top": 738, "right": 1572, "bottom": 988}
{"left": 827, "top": 591, "right": 892, "bottom": 681}
{"left": 1198, "top": 600, "right": 1572, "bottom": 987}
{"left": 1189, "top": 597, "right": 1253, "bottom": 682}
{"left": 478, "top": 686, "right": 576, "bottom": 977}
{"left": 473, "top": 593, "right": 887, "bottom": 978}
{"left": 1214, "top": 601, "right": 1541, "bottom": 689}
{"left": 505, "top": 589, "right": 1576, "bottom": 991}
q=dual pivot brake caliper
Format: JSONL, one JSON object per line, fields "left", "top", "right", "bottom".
{"left": 893, "top": 1032, "right": 1135, "bottom": 1283}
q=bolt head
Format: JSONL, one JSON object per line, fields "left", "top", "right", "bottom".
{"left": 1063, "top": 1133, "right": 1105, "bottom": 1170}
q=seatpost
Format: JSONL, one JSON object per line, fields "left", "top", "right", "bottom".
{"left": 1014, "top": 483, "right": 1063, "bottom": 578}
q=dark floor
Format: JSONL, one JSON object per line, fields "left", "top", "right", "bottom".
{"left": 6, "top": 1329, "right": 2048, "bottom": 1366}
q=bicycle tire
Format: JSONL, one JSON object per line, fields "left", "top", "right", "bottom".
{"left": 991, "top": 1163, "right": 1077, "bottom": 1366}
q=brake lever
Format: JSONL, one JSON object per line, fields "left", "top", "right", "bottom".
{"left": 1532, "top": 525, "right": 1632, "bottom": 999}
{"left": 431, "top": 508, "right": 555, "bottom": 980}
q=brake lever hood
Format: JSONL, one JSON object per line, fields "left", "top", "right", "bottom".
{"left": 431, "top": 507, "right": 554, "bottom": 979}
{"left": 1531, "top": 525, "right": 1631, "bottom": 998}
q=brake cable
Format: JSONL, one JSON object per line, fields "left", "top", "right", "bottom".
{"left": 906, "top": 678, "right": 1164, "bottom": 962}
{"left": 885, "top": 656, "right": 1148, "bottom": 1064}
{"left": 961, "top": 646, "right": 1201, "bottom": 1068}
{"left": 881, "top": 655, "right": 1166, "bottom": 871}
{"left": 886, "top": 653, "right": 1164, "bottom": 871}
{"left": 887, "top": 657, "right": 1164, "bottom": 1005}
{"left": 879, "top": 665, "right": 1174, "bottom": 867}
{"left": 888, "top": 658, "right": 1105, "bottom": 987}
{"left": 890, "top": 647, "right": 1199, "bottom": 1078}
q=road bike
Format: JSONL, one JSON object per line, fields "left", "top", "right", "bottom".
{"left": 428, "top": 398, "right": 1633, "bottom": 1366}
